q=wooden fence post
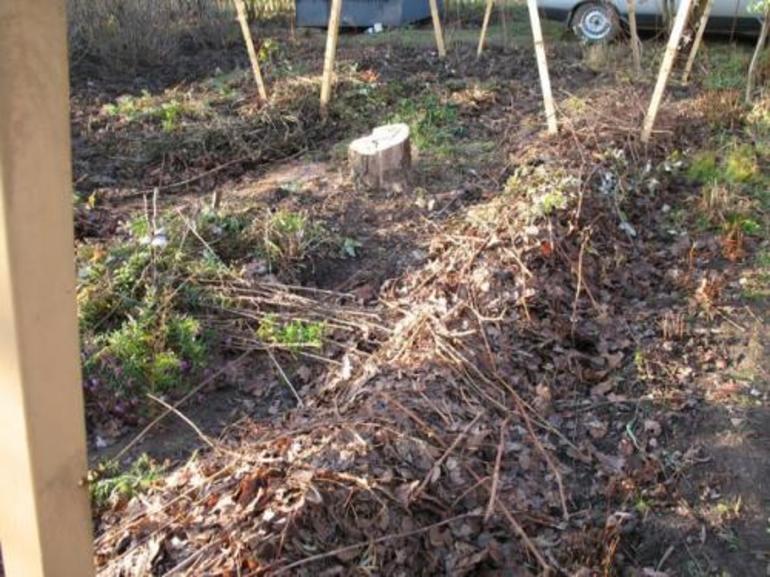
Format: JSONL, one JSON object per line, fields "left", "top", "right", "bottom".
{"left": 0, "top": 1, "right": 95, "bottom": 576}
{"left": 682, "top": 0, "right": 714, "bottom": 84}
{"left": 640, "top": 0, "right": 695, "bottom": 143}
{"left": 429, "top": 0, "right": 448, "bottom": 58}
{"left": 233, "top": 0, "right": 268, "bottom": 100}
{"left": 320, "top": 0, "right": 344, "bottom": 117}
{"left": 526, "top": 0, "right": 558, "bottom": 134}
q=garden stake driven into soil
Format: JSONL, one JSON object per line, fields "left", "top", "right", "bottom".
{"left": 641, "top": 0, "right": 696, "bottom": 142}
{"left": 682, "top": 0, "right": 715, "bottom": 84}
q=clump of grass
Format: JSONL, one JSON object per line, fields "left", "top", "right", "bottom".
{"left": 724, "top": 145, "right": 760, "bottom": 184}
{"left": 687, "top": 151, "right": 720, "bottom": 183}
{"left": 703, "top": 46, "right": 752, "bottom": 91}
{"left": 263, "top": 210, "right": 327, "bottom": 272}
{"left": 257, "top": 315, "right": 325, "bottom": 349}
{"left": 389, "top": 94, "right": 460, "bottom": 154}
{"left": 90, "top": 454, "right": 162, "bottom": 510}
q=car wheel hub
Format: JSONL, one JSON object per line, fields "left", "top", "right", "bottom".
{"left": 579, "top": 7, "right": 611, "bottom": 40}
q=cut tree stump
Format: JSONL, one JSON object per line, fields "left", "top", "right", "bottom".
{"left": 348, "top": 123, "right": 411, "bottom": 190}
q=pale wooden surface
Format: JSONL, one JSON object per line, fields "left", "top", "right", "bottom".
{"left": 477, "top": 0, "right": 495, "bottom": 58}
{"left": 429, "top": 0, "right": 448, "bottom": 58}
{"left": 0, "top": 1, "right": 95, "bottom": 576}
{"left": 233, "top": 0, "right": 268, "bottom": 100}
{"left": 641, "top": 0, "right": 695, "bottom": 142}
{"left": 682, "top": 0, "right": 714, "bottom": 84}
{"left": 526, "top": 0, "right": 558, "bottom": 134}
{"left": 320, "top": 0, "right": 344, "bottom": 116}
{"left": 349, "top": 124, "right": 412, "bottom": 189}
{"left": 628, "top": 0, "right": 642, "bottom": 75}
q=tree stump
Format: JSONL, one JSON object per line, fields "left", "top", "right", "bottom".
{"left": 348, "top": 123, "right": 411, "bottom": 190}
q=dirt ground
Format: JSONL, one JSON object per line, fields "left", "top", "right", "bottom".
{"left": 66, "top": 20, "right": 770, "bottom": 577}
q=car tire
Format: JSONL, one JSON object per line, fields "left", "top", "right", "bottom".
{"left": 571, "top": 2, "right": 621, "bottom": 43}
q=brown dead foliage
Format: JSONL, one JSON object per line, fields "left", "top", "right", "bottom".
{"left": 93, "top": 54, "right": 756, "bottom": 577}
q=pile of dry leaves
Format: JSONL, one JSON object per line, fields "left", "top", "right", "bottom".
{"left": 94, "top": 85, "right": 736, "bottom": 576}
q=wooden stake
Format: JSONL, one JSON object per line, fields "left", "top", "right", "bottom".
{"left": 320, "top": 0, "right": 344, "bottom": 118}
{"left": 0, "top": 1, "right": 95, "bottom": 576}
{"left": 746, "top": 9, "right": 770, "bottom": 103}
{"left": 477, "top": 0, "right": 495, "bottom": 58}
{"left": 233, "top": 0, "right": 268, "bottom": 101}
{"left": 500, "top": 0, "right": 510, "bottom": 51}
{"left": 526, "top": 0, "right": 558, "bottom": 134}
{"left": 429, "top": 0, "right": 448, "bottom": 59}
{"left": 628, "top": 0, "right": 642, "bottom": 76}
{"left": 682, "top": 0, "right": 714, "bottom": 84}
{"left": 640, "top": 0, "right": 696, "bottom": 143}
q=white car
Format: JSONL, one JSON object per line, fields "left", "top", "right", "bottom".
{"left": 537, "top": 0, "right": 763, "bottom": 42}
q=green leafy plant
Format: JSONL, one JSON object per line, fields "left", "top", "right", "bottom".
{"left": 257, "top": 314, "right": 325, "bottom": 349}
{"left": 90, "top": 454, "right": 162, "bottom": 510}
{"left": 263, "top": 210, "right": 326, "bottom": 270}
{"left": 505, "top": 165, "right": 578, "bottom": 218}
{"left": 389, "top": 94, "right": 460, "bottom": 153}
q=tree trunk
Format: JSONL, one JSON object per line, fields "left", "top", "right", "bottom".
{"left": 349, "top": 124, "right": 412, "bottom": 190}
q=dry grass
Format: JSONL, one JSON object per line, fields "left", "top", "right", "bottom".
{"left": 68, "top": 0, "right": 238, "bottom": 68}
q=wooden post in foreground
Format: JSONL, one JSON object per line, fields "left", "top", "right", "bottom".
{"left": 233, "top": 0, "right": 268, "bottom": 101}
{"left": 320, "top": 0, "right": 344, "bottom": 118}
{"left": 428, "top": 0, "right": 448, "bottom": 58}
{"left": 746, "top": 10, "right": 770, "bottom": 103}
{"left": 0, "top": 1, "right": 95, "bottom": 576}
{"left": 478, "top": 0, "right": 495, "bottom": 58}
{"left": 640, "top": 0, "right": 695, "bottom": 143}
{"left": 682, "top": 0, "right": 714, "bottom": 84}
{"left": 526, "top": 0, "right": 558, "bottom": 134}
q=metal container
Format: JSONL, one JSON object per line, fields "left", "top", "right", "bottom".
{"left": 295, "top": 0, "right": 442, "bottom": 28}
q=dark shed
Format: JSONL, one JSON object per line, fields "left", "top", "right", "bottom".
{"left": 295, "top": 0, "right": 443, "bottom": 28}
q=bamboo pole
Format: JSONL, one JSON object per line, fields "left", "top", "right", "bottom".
{"left": 0, "top": 1, "right": 95, "bottom": 576}
{"left": 320, "top": 0, "right": 344, "bottom": 117}
{"left": 500, "top": 0, "right": 509, "bottom": 51}
{"left": 640, "top": 0, "right": 696, "bottom": 143}
{"left": 429, "top": 0, "right": 448, "bottom": 58}
{"left": 477, "top": 0, "right": 495, "bottom": 58}
{"left": 233, "top": 0, "right": 268, "bottom": 100}
{"left": 526, "top": 0, "right": 558, "bottom": 134}
{"left": 746, "top": 9, "right": 770, "bottom": 103}
{"left": 628, "top": 0, "right": 642, "bottom": 76}
{"left": 682, "top": 0, "right": 714, "bottom": 84}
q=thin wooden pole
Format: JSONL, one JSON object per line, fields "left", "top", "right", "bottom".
{"left": 746, "top": 9, "right": 770, "bottom": 103}
{"left": 477, "top": 0, "right": 495, "bottom": 58}
{"left": 640, "top": 0, "right": 696, "bottom": 143}
{"left": 0, "top": 1, "right": 95, "bottom": 576}
{"left": 526, "top": 0, "right": 558, "bottom": 134}
{"left": 628, "top": 0, "right": 642, "bottom": 76}
{"left": 233, "top": 0, "right": 268, "bottom": 100}
{"left": 429, "top": 0, "right": 448, "bottom": 58}
{"left": 320, "top": 0, "right": 343, "bottom": 118}
{"left": 500, "top": 0, "right": 509, "bottom": 51}
{"left": 682, "top": 0, "right": 714, "bottom": 84}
